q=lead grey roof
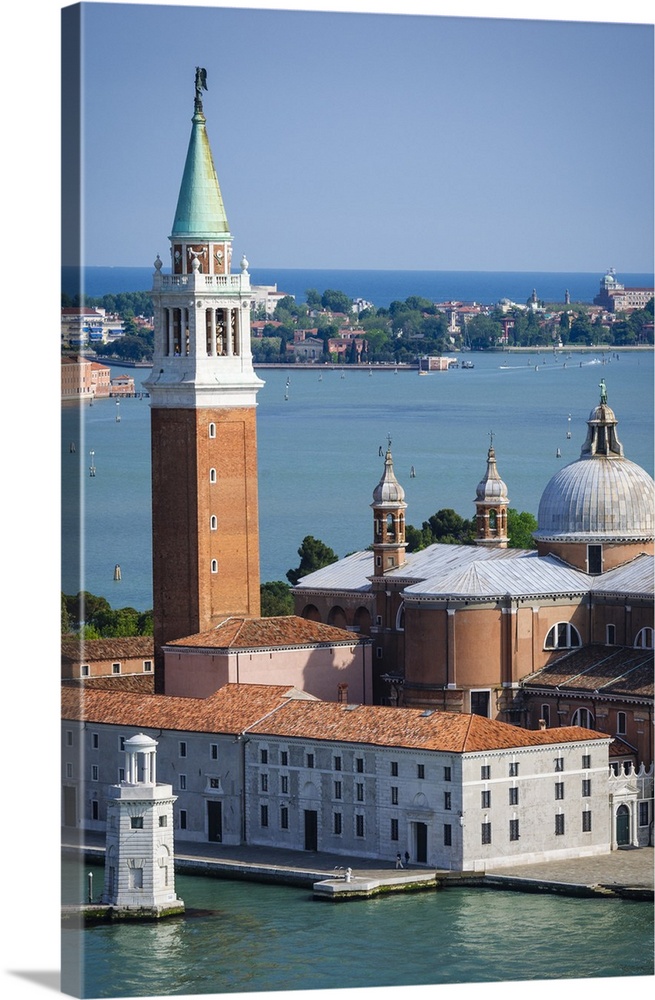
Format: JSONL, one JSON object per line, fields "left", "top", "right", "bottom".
{"left": 293, "top": 545, "right": 654, "bottom": 602}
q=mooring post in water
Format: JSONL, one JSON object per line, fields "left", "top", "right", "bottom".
{"left": 88, "top": 872, "right": 93, "bottom": 903}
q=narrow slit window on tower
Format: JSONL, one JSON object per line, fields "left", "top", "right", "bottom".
{"left": 210, "top": 515, "right": 217, "bottom": 531}
{"left": 211, "top": 560, "right": 218, "bottom": 574}
{"left": 209, "top": 423, "right": 216, "bottom": 438}
{"left": 209, "top": 468, "right": 217, "bottom": 483}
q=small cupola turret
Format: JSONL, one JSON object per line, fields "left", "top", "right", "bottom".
{"left": 371, "top": 437, "right": 407, "bottom": 574}
{"left": 475, "top": 434, "right": 509, "bottom": 548}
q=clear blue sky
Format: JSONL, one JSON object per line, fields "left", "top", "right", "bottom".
{"left": 68, "top": 1, "right": 654, "bottom": 273}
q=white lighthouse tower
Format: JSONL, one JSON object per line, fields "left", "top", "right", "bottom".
{"left": 103, "top": 733, "right": 184, "bottom": 917}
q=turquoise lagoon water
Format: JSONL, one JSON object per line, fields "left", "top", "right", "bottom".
{"left": 62, "top": 860, "right": 653, "bottom": 997}
{"left": 61, "top": 348, "right": 654, "bottom": 611}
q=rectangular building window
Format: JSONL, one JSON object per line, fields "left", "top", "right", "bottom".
{"left": 582, "top": 811, "right": 592, "bottom": 832}
{"left": 481, "top": 765, "right": 491, "bottom": 780}
{"left": 391, "top": 786, "right": 398, "bottom": 805}
{"left": 481, "top": 822, "right": 492, "bottom": 845}
{"left": 391, "top": 818, "right": 399, "bottom": 841}
{"left": 91, "top": 765, "right": 99, "bottom": 781}
{"left": 391, "top": 761, "right": 399, "bottom": 777}
{"left": 143, "top": 660, "right": 153, "bottom": 672}
{"left": 639, "top": 802, "right": 649, "bottom": 826}
{"left": 616, "top": 712, "right": 627, "bottom": 736}
{"left": 606, "top": 624, "right": 616, "bottom": 645}
{"left": 179, "top": 741, "right": 187, "bottom": 758}
{"left": 306, "top": 753, "right": 314, "bottom": 769}
{"left": 281, "top": 775, "right": 288, "bottom": 795}
{"left": 92, "top": 733, "right": 99, "bottom": 749}
{"left": 470, "top": 690, "right": 490, "bottom": 718}
{"left": 555, "top": 782, "right": 564, "bottom": 800}
{"left": 334, "top": 755, "right": 342, "bottom": 771}
{"left": 179, "top": 774, "right": 186, "bottom": 790}
{"left": 180, "top": 810, "right": 187, "bottom": 830}
{"left": 509, "top": 819, "right": 520, "bottom": 841}
{"left": 355, "top": 814, "right": 365, "bottom": 838}
{"left": 555, "top": 757, "right": 564, "bottom": 772}
{"left": 112, "top": 662, "right": 121, "bottom": 674}
{"left": 260, "top": 774, "right": 268, "bottom": 792}
{"left": 444, "top": 824, "right": 452, "bottom": 846}
{"left": 356, "top": 783, "right": 364, "bottom": 802}
{"left": 281, "top": 751, "right": 288, "bottom": 766}
{"left": 66, "top": 762, "right": 73, "bottom": 778}
{"left": 260, "top": 805, "right": 268, "bottom": 828}
{"left": 130, "top": 816, "right": 144, "bottom": 829}
{"left": 417, "top": 764, "right": 425, "bottom": 779}
{"left": 555, "top": 813, "right": 565, "bottom": 835}
{"left": 260, "top": 749, "right": 268, "bottom": 764}
{"left": 81, "top": 664, "right": 89, "bottom": 677}
{"left": 481, "top": 790, "right": 491, "bottom": 809}
{"left": 118, "top": 767, "right": 125, "bottom": 782}
{"left": 356, "top": 757, "right": 364, "bottom": 773}
{"left": 509, "top": 787, "right": 519, "bottom": 806}
{"left": 159, "top": 815, "right": 167, "bottom": 827}
{"left": 280, "top": 806, "right": 288, "bottom": 830}
{"left": 444, "top": 791, "right": 452, "bottom": 811}
{"left": 66, "top": 731, "right": 73, "bottom": 746}
{"left": 210, "top": 744, "right": 218, "bottom": 760}
{"left": 209, "top": 778, "right": 220, "bottom": 789}
{"left": 582, "top": 779, "right": 591, "bottom": 797}
{"left": 509, "top": 762, "right": 519, "bottom": 777}
{"left": 334, "top": 812, "right": 342, "bottom": 835}
{"left": 92, "top": 800, "right": 99, "bottom": 820}
{"left": 334, "top": 781, "right": 342, "bottom": 800}
{"left": 444, "top": 766, "right": 451, "bottom": 781}
{"left": 582, "top": 754, "right": 591, "bottom": 769}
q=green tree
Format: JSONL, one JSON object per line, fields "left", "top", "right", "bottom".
{"left": 467, "top": 314, "right": 503, "bottom": 350}
{"left": 321, "top": 289, "right": 353, "bottom": 314}
{"left": 287, "top": 536, "right": 338, "bottom": 585}
{"left": 260, "top": 581, "right": 294, "bottom": 616}
{"left": 305, "top": 288, "right": 322, "bottom": 308}
{"left": 507, "top": 509, "right": 538, "bottom": 549}
{"left": 405, "top": 508, "right": 475, "bottom": 550}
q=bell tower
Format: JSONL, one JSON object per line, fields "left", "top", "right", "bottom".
{"left": 474, "top": 434, "right": 509, "bottom": 548}
{"left": 145, "top": 69, "right": 263, "bottom": 692}
{"left": 371, "top": 438, "right": 407, "bottom": 574}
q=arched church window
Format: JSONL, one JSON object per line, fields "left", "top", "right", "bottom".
{"left": 634, "top": 627, "right": 654, "bottom": 649}
{"left": 489, "top": 510, "right": 497, "bottom": 531}
{"left": 571, "top": 708, "right": 594, "bottom": 729}
{"left": 544, "top": 622, "right": 581, "bottom": 650}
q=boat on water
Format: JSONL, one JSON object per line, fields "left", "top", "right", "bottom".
{"left": 462, "top": 360, "right": 475, "bottom": 369}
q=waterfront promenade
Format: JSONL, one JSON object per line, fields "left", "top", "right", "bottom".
{"left": 62, "top": 829, "right": 653, "bottom": 901}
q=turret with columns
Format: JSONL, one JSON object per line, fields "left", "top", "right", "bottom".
{"left": 474, "top": 434, "right": 509, "bottom": 548}
{"left": 371, "top": 437, "right": 407, "bottom": 574}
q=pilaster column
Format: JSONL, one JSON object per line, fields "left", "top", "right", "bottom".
{"left": 447, "top": 608, "right": 456, "bottom": 688}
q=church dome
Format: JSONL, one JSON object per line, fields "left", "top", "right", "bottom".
{"left": 534, "top": 383, "right": 655, "bottom": 542}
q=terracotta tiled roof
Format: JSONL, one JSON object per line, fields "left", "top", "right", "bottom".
{"left": 522, "top": 644, "right": 654, "bottom": 699}
{"left": 61, "top": 636, "right": 154, "bottom": 664}
{"left": 61, "top": 683, "right": 315, "bottom": 734}
{"left": 245, "top": 701, "right": 609, "bottom": 753}
{"left": 62, "top": 675, "right": 155, "bottom": 694}
{"left": 166, "top": 616, "right": 362, "bottom": 650}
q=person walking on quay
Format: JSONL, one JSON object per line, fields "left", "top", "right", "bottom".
{"left": 395, "top": 852, "right": 404, "bottom": 869}
{"left": 404, "top": 851, "right": 410, "bottom": 867}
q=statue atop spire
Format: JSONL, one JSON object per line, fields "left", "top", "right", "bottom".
{"left": 194, "top": 66, "right": 207, "bottom": 112}
{"left": 599, "top": 378, "right": 607, "bottom": 405}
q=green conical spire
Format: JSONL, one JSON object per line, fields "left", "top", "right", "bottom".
{"left": 171, "top": 100, "right": 231, "bottom": 240}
